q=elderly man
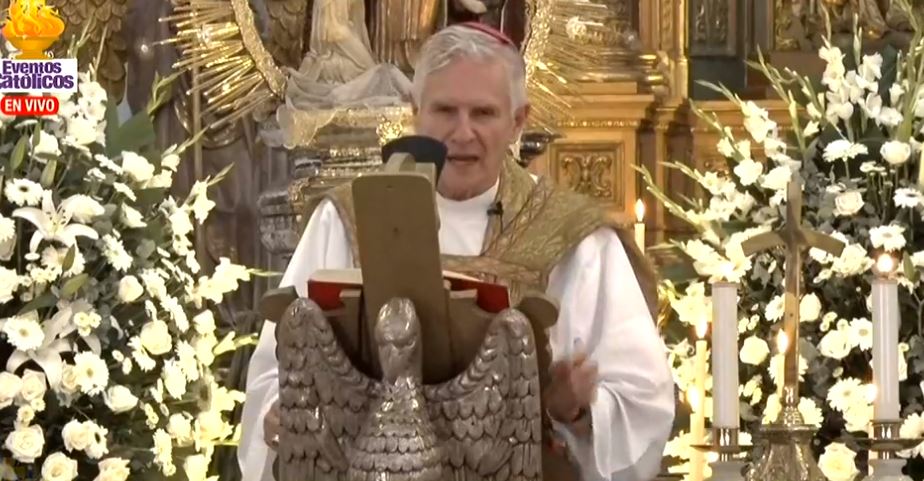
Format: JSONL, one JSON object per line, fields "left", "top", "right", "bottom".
{"left": 239, "top": 22, "right": 674, "bottom": 481}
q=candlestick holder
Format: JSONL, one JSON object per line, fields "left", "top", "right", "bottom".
{"left": 744, "top": 385, "right": 825, "bottom": 481}
{"left": 691, "top": 427, "right": 751, "bottom": 481}
{"left": 855, "top": 420, "right": 921, "bottom": 481}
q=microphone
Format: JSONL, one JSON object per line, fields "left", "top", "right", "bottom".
{"left": 381, "top": 135, "right": 447, "bottom": 182}
{"left": 487, "top": 201, "right": 504, "bottom": 217}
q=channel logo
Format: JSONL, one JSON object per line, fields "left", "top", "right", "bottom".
{"left": 0, "top": 0, "right": 77, "bottom": 116}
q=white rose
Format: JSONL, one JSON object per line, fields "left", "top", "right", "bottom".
{"left": 843, "top": 403, "right": 873, "bottom": 432}
{"left": 5, "top": 425, "right": 43, "bottom": 463}
{"left": 184, "top": 454, "right": 210, "bottom": 481}
{"left": 739, "top": 336, "right": 770, "bottom": 365}
{"left": 18, "top": 369, "right": 46, "bottom": 405}
{"left": 0, "top": 372, "right": 22, "bottom": 408}
{"left": 800, "top": 294, "right": 822, "bottom": 322}
{"left": 62, "top": 419, "right": 91, "bottom": 452}
{"left": 94, "top": 458, "right": 130, "bottom": 481}
{"left": 167, "top": 414, "right": 194, "bottom": 447}
{"left": 104, "top": 385, "right": 138, "bottom": 414}
{"left": 834, "top": 191, "right": 865, "bottom": 216}
{"left": 140, "top": 320, "right": 172, "bottom": 356}
{"left": 120, "top": 151, "right": 154, "bottom": 183}
{"left": 818, "top": 443, "right": 859, "bottom": 481}
{"left": 832, "top": 244, "right": 873, "bottom": 277}
{"left": 819, "top": 329, "right": 853, "bottom": 360}
{"left": 881, "top": 140, "right": 912, "bottom": 165}
{"left": 58, "top": 365, "right": 79, "bottom": 394}
{"left": 733, "top": 158, "right": 763, "bottom": 186}
{"left": 117, "top": 276, "right": 143, "bottom": 303}
{"left": 41, "top": 452, "right": 78, "bottom": 481}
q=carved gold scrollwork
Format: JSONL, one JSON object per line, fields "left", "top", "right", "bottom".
{"left": 553, "top": 142, "right": 625, "bottom": 204}
{"left": 562, "top": 154, "right": 613, "bottom": 199}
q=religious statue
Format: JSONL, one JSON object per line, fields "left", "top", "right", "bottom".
{"left": 268, "top": 0, "right": 412, "bottom": 148}
{"left": 369, "top": 0, "right": 516, "bottom": 73}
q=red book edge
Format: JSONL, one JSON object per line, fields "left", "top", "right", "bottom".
{"left": 307, "top": 269, "right": 510, "bottom": 313}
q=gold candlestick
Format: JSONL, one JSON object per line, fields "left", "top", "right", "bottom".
{"left": 738, "top": 178, "right": 845, "bottom": 481}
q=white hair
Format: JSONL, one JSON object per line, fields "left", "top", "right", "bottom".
{"left": 411, "top": 24, "right": 528, "bottom": 111}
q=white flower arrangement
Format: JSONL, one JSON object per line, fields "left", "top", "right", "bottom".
{"left": 641, "top": 1, "right": 924, "bottom": 479}
{"left": 0, "top": 54, "right": 260, "bottom": 480}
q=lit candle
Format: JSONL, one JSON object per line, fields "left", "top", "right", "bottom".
{"left": 711, "top": 282, "right": 739, "bottom": 428}
{"left": 691, "top": 319, "right": 708, "bottom": 481}
{"left": 775, "top": 330, "right": 789, "bottom": 399}
{"left": 634, "top": 199, "right": 645, "bottom": 251}
{"left": 872, "top": 254, "right": 900, "bottom": 420}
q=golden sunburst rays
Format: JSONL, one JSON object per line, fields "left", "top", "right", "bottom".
{"left": 523, "top": 0, "right": 617, "bottom": 132}
{"left": 161, "top": 0, "right": 589, "bottom": 138}
{"left": 158, "top": 0, "right": 282, "bottom": 130}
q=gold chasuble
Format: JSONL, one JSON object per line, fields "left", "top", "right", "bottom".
{"left": 317, "top": 159, "right": 659, "bottom": 479}
{"left": 323, "top": 158, "right": 658, "bottom": 318}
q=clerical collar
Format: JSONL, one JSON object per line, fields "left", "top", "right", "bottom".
{"left": 436, "top": 179, "right": 500, "bottom": 216}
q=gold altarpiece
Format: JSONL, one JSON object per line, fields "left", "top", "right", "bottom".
{"left": 527, "top": 0, "right": 915, "bottom": 248}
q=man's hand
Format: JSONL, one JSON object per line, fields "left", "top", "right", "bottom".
{"left": 263, "top": 400, "right": 280, "bottom": 450}
{"left": 544, "top": 348, "right": 598, "bottom": 425}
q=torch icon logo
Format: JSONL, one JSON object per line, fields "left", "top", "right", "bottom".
{"left": 1, "top": 0, "right": 65, "bottom": 60}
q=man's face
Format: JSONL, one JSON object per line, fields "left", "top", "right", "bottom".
{"left": 414, "top": 55, "right": 529, "bottom": 200}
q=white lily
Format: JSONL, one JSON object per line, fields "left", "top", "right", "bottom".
{"left": 11, "top": 191, "right": 99, "bottom": 253}
{"left": 2, "top": 313, "right": 71, "bottom": 388}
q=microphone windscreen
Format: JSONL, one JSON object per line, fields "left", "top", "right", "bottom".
{"left": 381, "top": 135, "right": 447, "bottom": 181}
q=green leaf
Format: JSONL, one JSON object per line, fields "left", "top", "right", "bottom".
{"left": 18, "top": 292, "right": 57, "bottom": 315}
{"left": 39, "top": 159, "right": 57, "bottom": 188}
{"left": 106, "top": 110, "right": 156, "bottom": 157}
{"left": 9, "top": 134, "right": 27, "bottom": 172}
{"left": 61, "top": 273, "right": 89, "bottom": 298}
{"left": 903, "top": 252, "right": 918, "bottom": 284}
{"left": 62, "top": 245, "right": 76, "bottom": 272}
{"left": 134, "top": 187, "right": 168, "bottom": 209}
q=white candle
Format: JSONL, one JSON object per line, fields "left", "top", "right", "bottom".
{"left": 872, "top": 254, "right": 900, "bottom": 420}
{"left": 711, "top": 282, "right": 739, "bottom": 428}
{"left": 691, "top": 322, "right": 707, "bottom": 481}
{"left": 634, "top": 199, "right": 645, "bottom": 251}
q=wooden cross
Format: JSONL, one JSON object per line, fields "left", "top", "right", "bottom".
{"left": 740, "top": 176, "right": 845, "bottom": 405}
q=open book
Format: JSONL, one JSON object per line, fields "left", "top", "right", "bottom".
{"left": 307, "top": 268, "right": 511, "bottom": 313}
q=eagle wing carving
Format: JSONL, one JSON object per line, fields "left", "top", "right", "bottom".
{"left": 276, "top": 297, "right": 383, "bottom": 481}
{"left": 423, "top": 308, "right": 543, "bottom": 481}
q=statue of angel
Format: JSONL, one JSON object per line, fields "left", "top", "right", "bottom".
{"left": 275, "top": 295, "right": 542, "bottom": 481}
